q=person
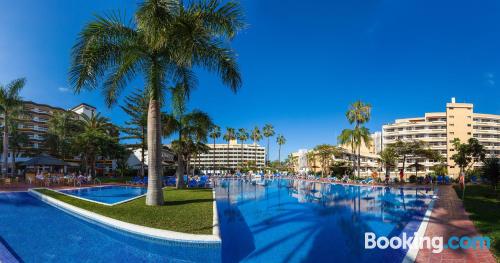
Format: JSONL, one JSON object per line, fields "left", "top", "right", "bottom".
{"left": 399, "top": 169, "right": 404, "bottom": 184}
{"left": 371, "top": 170, "right": 379, "bottom": 185}
{"left": 459, "top": 171, "right": 465, "bottom": 190}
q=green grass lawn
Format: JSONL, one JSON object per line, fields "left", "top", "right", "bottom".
{"left": 35, "top": 187, "right": 214, "bottom": 235}
{"left": 454, "top": 184, "right": 500, "bottom": 258}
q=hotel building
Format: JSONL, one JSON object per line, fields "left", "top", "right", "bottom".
{"left": 190, "top": 139, "right": 265, "bottom": 174}
{"left": 382, "top": 98, "right": 500, "bottom": 177}
{"left": 0, "top": 101, "right": 118, "bottom": 175}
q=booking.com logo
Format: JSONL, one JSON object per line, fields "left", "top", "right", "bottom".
{"left": 365, "top": 232, "right": 490, "bottom": 253}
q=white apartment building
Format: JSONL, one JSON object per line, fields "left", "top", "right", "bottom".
{"left": 191, "top": 139, "right": 265, "bottom": 174}
{"left": 382, "top": 98, "right": 500, "bottom": 177}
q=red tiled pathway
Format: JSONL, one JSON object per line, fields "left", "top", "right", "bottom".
{"left": 415, "top": 185, "right": 496, "bottom": 263}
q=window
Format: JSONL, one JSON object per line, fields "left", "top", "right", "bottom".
{"left": 449, "top": 116, "right": 454, "bottom": 118}
{"left": 449, "top": 132, "right": 454, "bottom": 135}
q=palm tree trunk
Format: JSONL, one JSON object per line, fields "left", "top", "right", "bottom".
{"left": 2, "top": 120, "right": 8, "bottom": 177}
{"left": 146, "top": 98, "right": 164, "bottom": 205}
{"left": 358, "top": 144, "right": 361, "bottom": 178}
{"left": 278, "top": 145, "right": 281, "bottom": 170}
{"left": 11, "top": 149, "right": 16, "bottom": 177}
{"left": 176, "top": 155, "right": 185, "bottom": 188}
{"left": 266, "top": 137, "right": 270, "bottom": 167}
{"left": 141, "top": 127, "right": 146, "bottom": 177}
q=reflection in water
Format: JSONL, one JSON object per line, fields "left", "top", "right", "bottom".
{"left": 216, "top": 179, "right": 434, "bottom": 263}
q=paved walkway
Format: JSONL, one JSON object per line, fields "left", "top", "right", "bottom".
{"left": 415, "top": 185, "right": 496, "bottom": 263}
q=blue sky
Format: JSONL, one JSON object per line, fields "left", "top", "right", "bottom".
{"left": 0, "top": 0, "right": 499, "bottom": 160}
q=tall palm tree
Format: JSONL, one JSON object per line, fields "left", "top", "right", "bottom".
{"left": 346, "top": 101, "right": 371, "bottom": 177}
{"left": 164, "top": 110, "right": 213, "bottom": 185}
{"left": 251, "top": 126, "right": 262, "bottom": 170}
{"left": 338, "top": 128, "right": 356, "bottom": 171}
{"left": 76, "top": 112, "right": 114, "bottom": 176}
{"left": 0, "top": 78, "right": 25, "bottom": 177}
{"left": 263, "top": 124, "right": 275, "bottom": 167}
{"left": 353, "top": 126, "right": 372, "bottom": 177}
{"left": 209, "top": 125, "right": 221, "bottom": 176}
{"left": 223, "top": 128, "right": 236, "bottom": 173}
{"left": 276, "top": 134, "right": 286, "bottom": 168}
{"left": 237, "top": 128, "right": 249, "bottom": 169}
{"left": 70, "top": 0, "right": 244, "bottom": 206}
{"left": 8, "top": 121, "right": 29, "bottom": 176}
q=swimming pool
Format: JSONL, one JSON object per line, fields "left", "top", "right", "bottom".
{"left": 57, "top": 185, "right": 147, "bottom": 205}
{"left": 0, "top": 192, "right": 220, "bottom": 262}
{"left": 215, "top": 179, "right": 435, "bottom": 263}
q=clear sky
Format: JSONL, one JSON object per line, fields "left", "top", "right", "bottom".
{"left": 0, "top": 0, "right": 499, "bottom": 160}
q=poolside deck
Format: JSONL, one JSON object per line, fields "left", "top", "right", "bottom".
{"left": 0, "top": 183, "right": 118, "bottom": 192}
{"left": 415, "top": 185, "right": 496, "bottom": 263}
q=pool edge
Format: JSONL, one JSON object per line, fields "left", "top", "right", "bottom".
{"left": 402, "top": 188, "right": 439, "bottom": 263}
{"left": 28, "top": 188, "right": 222, "bottom": 245}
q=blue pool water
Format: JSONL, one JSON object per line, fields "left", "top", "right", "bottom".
{"left": 58, "top": 185, "right": 147, "bottom": 205}
{"left": 0, "top": 179, "right": 434, "bottom": 262}
{"left": 0, "top": 192, "right": 219, "bottom": 262}
{"left": 215, "top": 179, "right": 435, "bottom": 263}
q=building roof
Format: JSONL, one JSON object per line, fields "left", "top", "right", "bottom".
{"left": 22, "top": 100, "right": 66, "bottom": 112}
{"left": 69, "top": 103, "right": 96, "bottom": 111}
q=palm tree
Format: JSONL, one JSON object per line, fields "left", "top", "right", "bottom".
{"left": 163, "top": 109, "right": 213, "bottom": 188}
{"left": 263, "top": 124, "right": 275, "bottom": 167}
{"left": 75, "top": 112, "right": 114, "bottom": 177}
{"left": 70, "top": 0, "right": 244, "bottom": 206}
{"left": 120, "top": 90, "right": 149, "bottom": 177}
{"left": 0, "top": 78, "right": 25, "bottom": 177}
{"left": 379, "top": 147, "right": 397, "bottom": 181}
{"left": 251, "top": 126, "right": 262, "bottom": 170}
{"left": 306, "top": 151, "right": 318, "bottom": 174}
{"left": 346, "top": 101, "right": 372, "bottom": 177}
{"left": 353, "top": 126, "right": 372, "bottom": 177}
{"left": 8, "top": 121, "right": 29, "bottom": 176}
{"left": 276, "top": 134, "right": 286, "bottom": 168}
{"left": 338, "top": 128, "right": 356, "bottom": 172}
{"left": 209, "top": 125, "right": 221, "bottom": 176}
{"left": 237, "top": 128, "right": 249, "bottom": 169}
{"left": 223, "top": 128, "right": 236, "bottom": 173}
{"left": 313, "top": 144, "right": 340, "bottom": 177}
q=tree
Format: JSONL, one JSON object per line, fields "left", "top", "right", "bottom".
{"left": 70, "top": 0, "right": 244, "bottom": 206}
{"left": 223, "top": 128, "right": 236, "bottom": 173}
{"left": 163, "top": 108, "right": 213, "bottom": 188}
{"left": 451, "top": 138, "right": 486, "bottom": 174}
{"left": 338, "top": 128, "right": 356, "bottom": 171}
{"left": 276, "top": 134, "right": 286, "bottom": 168}
{"left": 313, "top": 144, "right": 340, "bottom": 177}
{"left": 209, "top": 125, "right": 221, "bottom": 176}
{"left": 482, "top": 158, "right": 499, "bottom": 190}
{"left": 391, "top": 140, "right": 414, "bottom": 178}
{"left": 263, "top": 124, "right": 275, "bottom": 166}
{"left": 237, "top": 128, "right": 249, "bottom": 170}
{"left": 120, "top": 90, "right": 149, "bottom": 177}
{"left": 306, "top": 151, "right": 318, "bottom": 174}
{"left": 73, "top": 112, "right": 115, "bottom": 177}
{"left": 251, "top": 126, "right": 262, "bottom": 170}
{"left": 379, "top": 147, "right": 397, "bottom": 180}
{"left": 0, "top": 78, "right": 25, "bottom": 177}
{"left": 8, "top": 121, "right": 29, "bottom": 175}
{"left": 345, "top": 100, "right": 372, "bottom": 177}
{"left": 46, "top": 111, "right": 81, "bottom": 160}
